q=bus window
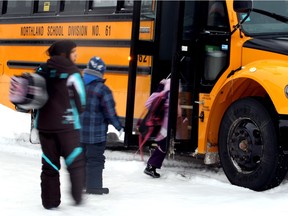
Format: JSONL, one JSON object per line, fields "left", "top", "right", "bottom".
{"left": 239, "top": 1, "right": 288, "bottom": 35}
{"left": 124, "top": 0, "right": 133, "bottom": 8}
{"left": 92, "top": 0, "right": 116, "bottom": 8}
{"left": 36, "top": 0, "right": 58, "bottom": 13}
{"left": 0, "top": 1, "right": 3, "bottom": 15}
{"left": 60, "top": 0, "right": 86, "bottom": 14}
{"left": 4, "top": 0, "right": 33, "bottom": 15}
{"left": 88, "top": 0, "right": 117, "bottom": 13}
{"left": 123, "top": 0, "right": 154, "bottom": 13}
{"left": 182, "top": 1, "right": 197, "bottom": 40}
{"left": 207, "top": 0, "right": 228, "bottom": 28}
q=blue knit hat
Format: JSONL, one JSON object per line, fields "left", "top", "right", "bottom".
{"left": 87, "top": 56, "right": 106, "bottom": 74}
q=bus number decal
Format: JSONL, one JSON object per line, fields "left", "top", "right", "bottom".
{"left": 105, "top": 25, "right": 111, "bottom": 36}
{"left": 138, "top": 55, "right": 147, "bottom": 63}
{"left": 92, "top": 25, "right": 100, "bottom": 36}
{"left": 18, "top": 23, "right": 117, "bottom": 38}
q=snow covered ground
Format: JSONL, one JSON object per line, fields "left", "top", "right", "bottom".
{"left": 1, "top": 104, "right": 288, "bottom": 216}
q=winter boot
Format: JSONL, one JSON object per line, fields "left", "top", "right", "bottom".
{"left": 86, "top": 187, "right": 109, "bottom": 195}
{"left": 144, "top": 164, "right": 160, "bottom": 178}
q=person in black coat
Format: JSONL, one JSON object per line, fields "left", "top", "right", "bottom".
{"left": 34, "top": 40, "right": 86, "bottom": 209}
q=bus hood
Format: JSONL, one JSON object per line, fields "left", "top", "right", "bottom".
{"left": 243, "top": 37, "right": 288, "bottom": 56}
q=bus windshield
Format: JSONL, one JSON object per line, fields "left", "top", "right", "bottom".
{"left": 240, "top": 0, "right": 288, "bottom": 36}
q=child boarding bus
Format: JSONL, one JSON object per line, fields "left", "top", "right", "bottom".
{"left": 0, "top": 0, "right": 154, "bottom": 122}
{"left": 125, "top": 0, "right": 288, "bottom": 192}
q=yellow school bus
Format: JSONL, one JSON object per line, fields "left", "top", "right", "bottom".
{"left": 0, "top": 0, "right": 154, "bottom": 120}
{"left": 126, "top": 0, "right": 288, "bottom": 191}
{"left": 2, "top": 0, "right": 288, "bottom": 192}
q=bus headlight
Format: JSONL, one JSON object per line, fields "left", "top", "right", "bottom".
{"left": 285, "top": 85, "right": 288, "bottom": 98}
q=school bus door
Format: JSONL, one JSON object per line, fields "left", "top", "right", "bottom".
{"left": 170, "top": 0, "right": 202, "bottom": 153}
{"left": 172, "top": 0, "right": 231, "bottom": 154}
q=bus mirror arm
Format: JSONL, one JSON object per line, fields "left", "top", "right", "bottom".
{"left": 230, "top": 12, "right": 250, "bottom": 36}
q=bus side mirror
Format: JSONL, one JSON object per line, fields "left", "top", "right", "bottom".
{"left": 233, "top": 0, "right": 253, "bottom": 13}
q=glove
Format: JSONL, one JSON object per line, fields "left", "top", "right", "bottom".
{"left": 118, "top": 128, "right": 125, "bottom": 141}
{"left": 163, "top": 78, "right": 171, "bottom": 92}
{"left": 155, "top": 83, "right": 164, "bottom": 92}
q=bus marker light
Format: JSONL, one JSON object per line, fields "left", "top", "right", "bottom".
{"left": 284, "top": 85, "right": 288, "bottom": 98}
{"left": 249, "top": 67, "right": 257, "bottom": 73}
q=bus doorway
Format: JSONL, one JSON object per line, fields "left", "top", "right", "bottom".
{"left": 125, "top": 0, "right": 202, "bottom": 155}
{"left": 126, "top": 0, "right": 231, "bottom": 156}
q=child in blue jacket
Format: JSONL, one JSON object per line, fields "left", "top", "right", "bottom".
{"left": 80, "top": 56, "right": 123, "bottom": 194}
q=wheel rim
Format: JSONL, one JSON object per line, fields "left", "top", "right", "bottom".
{"left": 227, "top": 118, "right": 263, "bottom": 174}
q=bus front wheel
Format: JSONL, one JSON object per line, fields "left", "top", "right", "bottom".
{"left": 218, "top": 97, "right": 288, "bottom": 191}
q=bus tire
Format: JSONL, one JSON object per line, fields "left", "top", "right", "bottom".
{"left": 218, "top": 97, "right": 288, "bottom": 191}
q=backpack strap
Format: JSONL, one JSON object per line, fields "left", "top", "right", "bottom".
{"left": 36, "top": 64, "right": 50, "bottom": 79}
{"left": 138, "top": 127, "right": 155, "bottom": 161}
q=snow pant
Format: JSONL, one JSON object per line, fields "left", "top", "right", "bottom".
{"left": 39, "top": 130, "right": 85, "bottom": 209}
{"left": 147, "top": 138, "right": 167, "bottom": 169}
{"left": 81, "top": 142, "right": 106, "bottom": 190}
